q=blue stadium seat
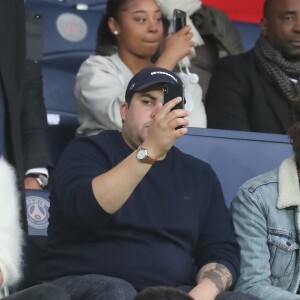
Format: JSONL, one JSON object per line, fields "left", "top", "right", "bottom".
{"left": 25, "top": 0, "right": 105, "bottom": 57}
{"left": 26, "top": 189, "right": 50, "bottom": 236}
{"left": 26, "top": 0, "right": 107, "bottom": 11}
{"left": 22, "top": 189, "right": 50, "bottom": 289}
{"left": 42, "top": 54, "right": 82, "bottom": 164}
{"left": 233, "top": 21, "right": 260, "bottom": 50}
{"left": 175, "top": 128, "right": 292, "bottom": 207}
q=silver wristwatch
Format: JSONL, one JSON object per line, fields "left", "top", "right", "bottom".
{"left": 26, "top": 173, "right": 48, "bottom": 189}
{"left": 136, "top": 147, "right": 156, "bottom": 165}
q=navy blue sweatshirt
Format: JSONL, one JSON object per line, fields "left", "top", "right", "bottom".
{"left": 36, "top": 131, "right": 239, "bottom": 290}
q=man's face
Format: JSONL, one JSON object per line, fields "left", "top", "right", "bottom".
{"left": 261, "top": 0, "right": 300, "bottom": 62}
{"left": 121, "top": 86, "right": 163, "bottom": 149}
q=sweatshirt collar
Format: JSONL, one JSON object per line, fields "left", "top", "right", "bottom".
{"left": 277, "top": 156, "right": 300, "bottom": 209}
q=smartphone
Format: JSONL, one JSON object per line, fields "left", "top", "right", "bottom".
{"left": 163, "top": 83, "right": 185, "bottom": 129}
{"left": 163, "top": 83, "right": 184, "bottom": 111}
{"left": 173, "top": 9, "right": 186, "bottom": 32}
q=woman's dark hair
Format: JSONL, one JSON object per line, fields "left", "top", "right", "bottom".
{"left": 288, "top": 95, "right": 300, "bottom": 166}
{"left": 95, "top": 0, "right": 130, "bottom": 54}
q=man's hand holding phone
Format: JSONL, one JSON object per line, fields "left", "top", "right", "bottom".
{"left": 144, "top": 95, "right": 189, "bottom": 161}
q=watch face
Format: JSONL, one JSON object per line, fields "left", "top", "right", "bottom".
{"left": 39, "top": 175, "right": 48, "bottom": 186}
{"left": 35, "top": 174, "right": 48, "bottom": 188}
{"left": 137, "top": 148, "right": 147, "bottom": 161}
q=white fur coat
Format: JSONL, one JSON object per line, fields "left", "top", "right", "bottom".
{"left": 0, "top": 157, "right": 23, "bottom": 298}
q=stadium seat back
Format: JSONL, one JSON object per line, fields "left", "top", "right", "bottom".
{"left": 175, "top": 128, "right": 292, "bottom": 207}
{"left": 42, "top": 56, "right": 81, "bottom": 165}
{"left": 25, "top": 0, "right": 104, "bottom": 57}
{"left": 233, "top": 21, "right": 260, "bottom": 50}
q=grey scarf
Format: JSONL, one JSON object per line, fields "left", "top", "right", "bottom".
{"left": 254, "top": 35, "right": 300, "bottom": 102}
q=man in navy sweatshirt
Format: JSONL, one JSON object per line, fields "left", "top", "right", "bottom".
{"left": 36, "top": 67, "right": 259, "bottom": 300}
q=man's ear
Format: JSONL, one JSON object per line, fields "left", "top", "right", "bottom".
{"left": 260, "top": 17, "right": 268, "bottom": 37}
{"left": 108, "top": 17, "right": 120, "bottom": 35}
{"left": 120, "top": 101, "right": 129, "bottom": 122}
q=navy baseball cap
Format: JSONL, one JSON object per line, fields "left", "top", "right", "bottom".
{"left": 125, "top": 66, "right": 183, "bottom": 102}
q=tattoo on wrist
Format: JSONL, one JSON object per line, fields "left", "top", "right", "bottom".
{"left": 200, "top": 263, "right": 232, "bottom": 292}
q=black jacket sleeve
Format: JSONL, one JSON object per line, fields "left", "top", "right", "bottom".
{"left": 21, "top": 60, "right": 53, "bottom": 171}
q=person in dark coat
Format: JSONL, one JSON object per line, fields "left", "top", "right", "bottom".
{"left": 0, "top": 0, "right": 52, "bottom": 224}
{"left": 205, "top": 0, "right": 300, "bottom": 134}
{"left": 0, "top": 2, "right": 69, "bottom": 299}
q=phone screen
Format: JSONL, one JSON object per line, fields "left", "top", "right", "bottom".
{"left": 173, "top": 9, "right": 186, "bottom": 32}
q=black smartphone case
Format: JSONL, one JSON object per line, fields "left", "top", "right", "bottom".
{"left": 173, "top": 9, "right": 186, "bottom": 32}
{"left": 163, "top": 83, "right": 184, "bottom": 111}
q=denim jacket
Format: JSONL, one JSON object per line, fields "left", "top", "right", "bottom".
{"left": 231, "top": 156, "right": 300, "bottom": 300}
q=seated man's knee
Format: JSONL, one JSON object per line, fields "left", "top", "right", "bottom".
{"left": 26, "top": 284, "right": 70, "bottom": 300}
{"left": 102, "top": 277, "right": 137, "bottom": 300}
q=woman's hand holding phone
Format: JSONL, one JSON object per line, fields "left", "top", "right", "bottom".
{"left": 156, "top": 9, "right": 194, "bottom": 70}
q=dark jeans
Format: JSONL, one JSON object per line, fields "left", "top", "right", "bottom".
{"left": 4, "top": 284, "right": 70, "bottom": 300}
{"left": 50, "top": 275, "right": 261, "bottom": 300}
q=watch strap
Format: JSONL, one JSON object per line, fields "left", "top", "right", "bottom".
{"left": 137, "top": 147, "right": 156, "bottom": 165}
{"left": 142, "top": 155, "right": 156, "bottom": 165}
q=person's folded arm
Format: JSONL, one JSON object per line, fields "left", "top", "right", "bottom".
{"left": 21, "top": 60, "right": 53, "bottom": 172}
{"left": 189, "top": 263, "right": 232, "bottom": 300}
{"left": 190, "top": 168, "right": 239, "bottom": 300}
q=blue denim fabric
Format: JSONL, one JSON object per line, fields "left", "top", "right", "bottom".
{"left": 231, "top": 159, "right": 300, "bottom": 300}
